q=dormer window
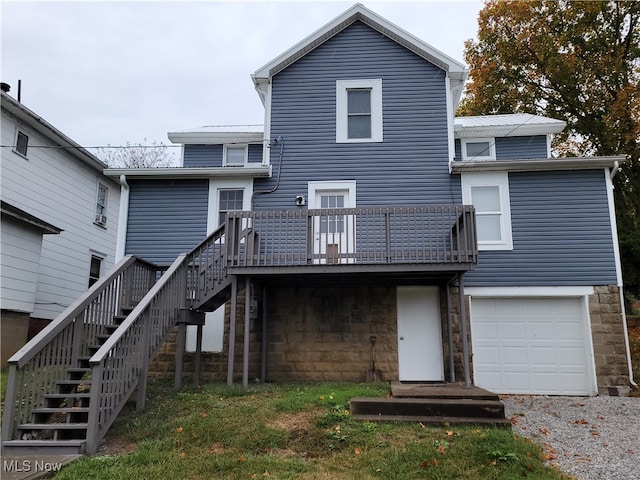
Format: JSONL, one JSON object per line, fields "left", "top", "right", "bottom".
{"left": 336, "top": 79, "right": 382, "bottom": 143}
{"left": 461, "top": 138, "right": 496, "bottom": 161}
{"left": 224, "top": 145, "right": 248, "bottom": 166}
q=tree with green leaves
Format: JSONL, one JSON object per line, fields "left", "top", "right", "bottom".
{"left": 460, "top": 0, "right": 640, "bottom": 295}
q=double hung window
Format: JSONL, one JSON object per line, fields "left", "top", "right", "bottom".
{"left": 336, "top": 79, "right": 382, "bottom": 143}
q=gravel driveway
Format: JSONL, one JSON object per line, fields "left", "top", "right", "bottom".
{"left": 501, "top": 395, "right": 640, "bottom": 480}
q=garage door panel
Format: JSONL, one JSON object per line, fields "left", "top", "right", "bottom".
{"left": 470, "top": 297, "right": 593, "bottom": 395}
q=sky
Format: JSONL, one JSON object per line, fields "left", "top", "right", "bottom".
{"left": 1, "top": 0, "right": 484, "bottom": 162}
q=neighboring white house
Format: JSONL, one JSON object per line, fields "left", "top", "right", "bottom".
{"left": 0, "top": 88, "right": 120, "bottom": 365}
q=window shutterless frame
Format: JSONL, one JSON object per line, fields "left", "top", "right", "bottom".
{"left": 336, "top": 79, "right": 382, "bottom": 143}
{"left": 461, "top": 137, "right": 496, "bottom": 161}
{"left": 223, "top": 145, "right": 248, "bottom": 166}
{"left": 14, "top": 129, "right": 29, "bottom": 157}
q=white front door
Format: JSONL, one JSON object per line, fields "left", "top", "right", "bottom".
{"left": 308, "top": 181, "right": 356, "bottom": 264}
{"left": 397, "top": 286, "right": 444, "bottom": 381}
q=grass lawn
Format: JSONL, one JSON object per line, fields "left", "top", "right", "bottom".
{"left": 54, "top": 381, "right": 571, "bottom": 480}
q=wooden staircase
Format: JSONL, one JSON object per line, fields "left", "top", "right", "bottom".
{"left": 350, "top": 383, "right": 511, "bottom": 428}
{"left": 3, "top": 224, "right": 231, "bottom": 456}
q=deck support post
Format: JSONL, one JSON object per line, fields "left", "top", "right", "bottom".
{"left": 175, "top": 322, "right": 186, "bottom": 388}
{"left": 261, "top": 285, "right": 268, "bottom": 383}
{"left": 194, "top": 322, "right": 203, "bottom": 385}
{"left": 458, "top": 273, "right": 472, "bottom": 388}
{"left": 445, "top": 281, "right": 456, "bottom": 383}
{"left": 227, "top": 276, "right": 238, "bottom": 385}
{"left": 242, "top": 277, "right": 251, "bottom": 389}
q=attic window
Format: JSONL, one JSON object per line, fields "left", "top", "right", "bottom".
{"left": 224, "top": 145, "right": 247, "bottom": 166}
{"left": 336, "top": 79, "right": 382, "bottom": 143}
{"left": 461, "top": 138, "right": 496, "bottom": 161}
{"left": 15, "top": 130, "right": 28, "bottom": 157}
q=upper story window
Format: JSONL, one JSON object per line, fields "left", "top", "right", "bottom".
{"left": 461, "top": 172, "right": 513, "bottom": 250}
{"left": 218, "top": 189, "right": 244, "bottom": 226}
{"left": 94, "top": 183, "right": 108, "bottom": 227}
{"left": 14, "top": 130, "right": 29, "bottom": 157}
{"left": 223, "top": 145, "right": 248, "bottom": 166}
{"left": 336, "top": 79, "right": 382, "bottom": 143}
{"left": 461, "top": 138, "right": 496, "bottom": 161}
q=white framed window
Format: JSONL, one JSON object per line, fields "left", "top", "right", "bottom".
{"left": 336, "top": 79, "right": 382, "bottom": 143}
{"left": 217, "top": 189, "right": 244, "bottom": 226}
{"left": 223, "top": 145, "right": 248, "bottom": 166}
{"left": 461, "top": 138, "right": 496, "bottom": 161}
{"left": 14, "top": 129, "right": 29, "bottom": 157}
{"left": 461, "top": 172, "right": 513, "bottom": 250}
{"left": 94, "top": 183, "right": 109, "bottom": 227}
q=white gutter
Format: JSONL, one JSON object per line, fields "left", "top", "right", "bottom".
{"left": 104, "top": 165, "right": 271, "bottom": 179}
{"left": 115, "top": 175, "right": 129, "bottom": 261}
{"left": 610, "top": 160, "right": 621, "bottom": 181}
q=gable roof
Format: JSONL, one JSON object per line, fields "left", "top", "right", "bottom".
{"left": 1, "top": 91, "right": 107, "bottom": 173}
{"left": 251, "top": 3, "right": 468, "bottom": 105}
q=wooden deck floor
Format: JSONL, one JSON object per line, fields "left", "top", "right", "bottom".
{"left": 390, "top": 382, "right": 500, "bottom": 400}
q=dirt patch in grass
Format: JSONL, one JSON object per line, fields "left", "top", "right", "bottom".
{"left": 100, "top": 435, "right": 138, "bottom": 455}
{"left": 629, "top": 326, "right": 640, "bottom": 397}
{"left": 268, "top": 408, "right": 320, "bottom": 433}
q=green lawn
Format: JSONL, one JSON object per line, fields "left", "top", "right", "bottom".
{"left": 54, "top": 381, "right": 571, "bottom": 480}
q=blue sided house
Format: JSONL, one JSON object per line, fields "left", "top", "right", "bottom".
{"left": 3, "top": 4, "right": 633, "bottom": 455}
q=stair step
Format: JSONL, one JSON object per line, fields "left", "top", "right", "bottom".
{"left": 1, "top": 439, "right": 86, "bottom": 455}
{"left": 350, "top": 397, "right": 506, "bottom": 419}
{"left": 105, "top": 324, "right": 120, "bottom": 333}
{"left": 32, "top": 407, "right": 90, "bottom": 414}
{"left": 18, "top": 423, "right": 88, "bottom": 430}
{"left": 96, "top": 334, "right": 112, "bottom": 342}
{"left": 350, "top": 414, "right": 512, "bottom": 429}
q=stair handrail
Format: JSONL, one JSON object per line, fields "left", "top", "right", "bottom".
{"left": 1, "top": 256, "right": 158, "bottom": 444}
{"left": 85, "top": 254, "right": 188, "bottom": 453}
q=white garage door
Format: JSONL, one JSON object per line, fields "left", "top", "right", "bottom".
{"left": 470, "top": 297, "right": 594, "bottom": 395}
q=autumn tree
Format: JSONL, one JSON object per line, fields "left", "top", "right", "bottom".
{"left": 97, "top": 138, "right": 176, "bottom": 168}
{"left": 460, "top": 0, "right": 640, "bottom": 294}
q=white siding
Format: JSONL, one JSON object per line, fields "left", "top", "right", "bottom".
{"left": 0, "top": 219, "right": 43, "bottom": 313}
{"left": 1, "top": 108, "right": 120, "bottom": 319}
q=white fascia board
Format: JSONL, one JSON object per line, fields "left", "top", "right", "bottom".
{"left": 104, "top": 166, "right": 271, "bottom": 179}
{"left": 451, "top": 156, "right": 625, "bottom": 173}
{"left": 167, "top": 132, "right": 264, "bottom": 145}
{"left": 605, "top": 168, "right": 624, "bottom": 287}
{"left": 454, "top": 122, "right": 566, "bottom": 139}
{"left": 465, "top": 286, "right": 595, "bottom": 297}
{"left": 252, "top": 4, "right": 467, "bottom": 91}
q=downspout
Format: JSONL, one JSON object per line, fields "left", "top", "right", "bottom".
{"left": 115, "top": 174, "right": 129, "bottom": 261}
{"left": 606, "top": 162, "right": 635, "bottom": 388}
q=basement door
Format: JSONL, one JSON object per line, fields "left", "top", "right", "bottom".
{"left": 397, "top": 286, "right": 444, "bottom": 381}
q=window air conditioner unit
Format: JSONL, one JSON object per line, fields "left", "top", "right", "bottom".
{"left": 95, "top": 214, "right": 107, "bottom": 225}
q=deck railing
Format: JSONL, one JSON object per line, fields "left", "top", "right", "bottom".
{"left": 1, "top": 256, "right": 157, "bottom": 444}
{"left": 86, "top": 254, "right": 188, "bottom": 453}
{"left": 226, "top": 205, "right": 477, "bottom": 268}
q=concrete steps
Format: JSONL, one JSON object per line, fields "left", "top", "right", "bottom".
{"left": 350, "top": 383, "right": 510, "bottom": 428}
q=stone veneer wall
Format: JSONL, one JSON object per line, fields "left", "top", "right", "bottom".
{"left": 589, "top": 286, "right": 630, "bottom": 395}
{"left": 265, "top": 285, "right": 399, "bottom": 382}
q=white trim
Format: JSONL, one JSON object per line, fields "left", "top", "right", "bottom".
{"left": 461, "top": 138, "right": 496, "bottom": 161}
{"left": 223, "top": 144, "right": 248, "bottom": 167}
{"left": 461, "top": 171, "right": 513, "bottom": 250}
{"left": 336, "top": 79, "right": 383, "bottom": 143}
{"left": 307, "top": 180, "right": 357, "bottom": 208}
{"left": 115, "top": 175, "right": 129, "bottom": 261}
{"left": 262, "top": 82, "right": 272, "bottom": 166}
{"left": 451, "top": 155, "right": 626, "bottom": 173}
{"left": 582, "top": 294, "right": 599, "bottom": 395}
{"left": 465, "top": 286, "right": 595, "bottom": 297}
{"left": 207, "top": 178, "right": 254, "bottom": 233}
{"left": 104, "top": 166, "right": 271, "bottom": 179}
{"left": 445, "top": 75, "right": 455, "bottom": 172}
{"left": 604, "top": 168, "right": 624, "bottom": 286}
